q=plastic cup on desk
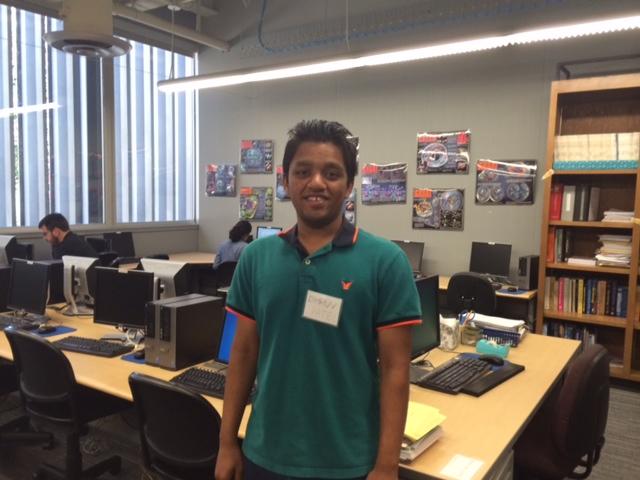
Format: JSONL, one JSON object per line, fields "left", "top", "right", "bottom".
{"left": 439, "top": 316, "right": 460, "bottom": 351}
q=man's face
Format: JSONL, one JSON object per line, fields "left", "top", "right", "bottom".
{"left": 284, "top": 141, "right": 353, "bottom": 229}
{"left": 40, "top": 226, "right": 61, "bottom": 246}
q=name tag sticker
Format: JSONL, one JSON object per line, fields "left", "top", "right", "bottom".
{"left": 303, "top": 290, "right": 343, "bottom": 327}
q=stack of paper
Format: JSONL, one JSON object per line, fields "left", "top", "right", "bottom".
{"left": 596, "top": 234, "right": 632, "bottom": 267}
{"left": 470, "top": 313, "right": 525, "bottom": 333}
{"left": 602, "top": 210, "right": 634, "bottom": 222}
{"left": 401, "top": 402, "right": 446, "bottom": 462}
{"left": 617, "top": 132, "right": 640, "bottom": 161}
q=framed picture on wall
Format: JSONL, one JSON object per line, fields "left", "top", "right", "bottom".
{"left": 344, "top": 188, "right": 356, "bottom": 224}
{"left": 412, "top": 188, "right": 464, "bottom": 230}
{"left": 239, "top": 187, "right": 273, "bottom": 221}
{"left": 205, "top": 164, "right": 237, "bottom": 197}
{"left": 275, "top": 166, "right": 289, "bottom": 201}
{"left": 361, "top": 163, "right": 407, "bottom": 205}
{"left": 240, "top": 139, "right": 274, "bottom": 173}
{"left": 416, "top": 130, "right": 470, "bottom": 174}
{"left": 475, "top": 159, "right": 537, "bottom": 205}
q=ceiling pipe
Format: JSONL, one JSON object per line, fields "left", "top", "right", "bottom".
{"left": 112, "top": 4, "right": 229, "bottom": 51}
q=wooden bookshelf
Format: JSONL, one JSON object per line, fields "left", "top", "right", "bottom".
{"left": 537, "top": 73, "right": 640, "bottom": 382}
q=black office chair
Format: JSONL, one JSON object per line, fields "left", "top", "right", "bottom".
{"left": 514, "top": 344, "right": 610, "bottom": 480}
{"left": 446, "top": 272, "right": 497, "bottom": 315}
{"left": 97, "top": 251, "right": 119, "bottom": 268}
{"left": 5, "top": 329, "right": 130, "bottom": 479}
{"left": 128, "top": 373, "right": 221, "bottom": 480}
{"left": 85, "top": 237, "right": 109, "bottom": 254}
{"left": 214, "top": 261, "right": 238, "bottom": 289}
{"left": 0, "top": 360, "right": 53, "bottom": 447}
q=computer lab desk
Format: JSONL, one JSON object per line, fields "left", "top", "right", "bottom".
{"left": 438, "top": 275, "right": 537, "bottom": 325}
{"left": 0, "top": 311, "right": 579, "bottom": 480}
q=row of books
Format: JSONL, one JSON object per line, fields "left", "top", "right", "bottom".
{"left": 547, "top": 227, "right": 571, "bottom": 263}
{"left": 543, "top": 276, "right": 628, "bottom": 317}
{"left": 549, "top": 184, "right": 600, "bottom": 222}
{"left": 554, "top": 132, "right": 640, "bottom": 162}
{"left": 542, "top": 321, "right": 597, "bottom": 346}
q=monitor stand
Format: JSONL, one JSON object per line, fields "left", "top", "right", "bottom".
{"left": 101, "top": 327, "right": 144, "bottom": 345}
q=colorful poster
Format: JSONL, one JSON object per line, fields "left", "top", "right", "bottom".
{"left": 361, "top": 163, "right": 407, "bottom": 205}
{"left": 276, "top": 165, "right": 289, "bottom": 201}
{"left": 344, "top": 188, "right": 356, "bottom": 225}
{"left": 412, "top": 188, "right": 464, "bottom": 230}
{"left": 205, "top": 164, "right": 237, "bottom": 197}
{"left": 475, "top": 159, "right": 537, "bottom": 205}
{"left": 417, "top": 130, "right": 470, "bottom": 174}
{"left": 240, "top": 139, "right": 274, "bottom": 173}
{"left": 239, "top": 187, "right": 273, "bottom": 221}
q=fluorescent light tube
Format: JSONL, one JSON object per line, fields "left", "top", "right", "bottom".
{"left": 0, "top": 102, "right": 59, "bottom": 118}
{"left": 158, "top": 14, "right": 640, "bottom": 93}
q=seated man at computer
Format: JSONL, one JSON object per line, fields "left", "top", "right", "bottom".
{"left": 38, "top": 213, "right": 97, "bottom": 260}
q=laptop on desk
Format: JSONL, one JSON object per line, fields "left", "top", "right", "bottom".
{"left": 202, "top": 309, "right": 238, "bottom": 372}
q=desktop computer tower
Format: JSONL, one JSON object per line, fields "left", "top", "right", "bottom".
{"left": 0, "top": 266, "right": 10, "bottom": 312}
{"left": 145, "top": 293, "right": 224, "bottom": 370}
{"left": 517, "top": 255, "right": 539, "bottom": 291}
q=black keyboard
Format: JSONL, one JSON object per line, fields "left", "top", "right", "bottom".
{"left": 0, "top": 313, "right": 41, "bottom": 331}
{"left": 416, "top": 356, "right": 492, "bottom": 394}
{"left": 52, "top": 336, "right": 134, "bottom": 358}
{"left": 171, "top": 367, "right": 254, "bottom": 403}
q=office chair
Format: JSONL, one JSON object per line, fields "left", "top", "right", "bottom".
{"left": 446, "top": 272, "right": 497, "bottom": 315}
{"left": 214, "top": 261, "right": 238, "bottom": 289}
{"left": 514, "top": 344, "right": 610, "bottom": 480}
{"left": 0, "top": 360, "right": 53, "bottom": 447}
{"left": 97, "top": 251, "right": 119, "bottom": 268}
{"left": 5, "top": 329, "right": 130, "bottom": 480}
{"left": 85, "top": 237, "right": 109, "bottom": 254}
{"left": 128, "top": 373, "right": 221, "bottom": 480}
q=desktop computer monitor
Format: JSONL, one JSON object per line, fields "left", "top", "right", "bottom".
{"left": 217, "top": 310, "right": 238, "bottom": 364}
{"left": 0, "top": 235, "right": 19, "bottom": 266}
{"left": 104, "top": 231, "right": 136, "bottom": 257}
{"left": 469, "top": 241, "right": 512, "bottom": 278}
{"left": 392, "top": 240, "right": 425, "bottom": 274}
{"left": 7, "top": 259, "right": 50, "bottom": 318}
{"left": 94, "top": 267, "right": 154, "bottom": 330}
{"left": 411, "top": 275, "right": 441, "bottom": 359}
{"left": 62, "top": 255, "right": 99, "bottom": 315}
{"left": 256, "top": 226, "right": 282, "bottom": 239}
{"left": 140, "top": 258, "right": 189, "bottom": 299}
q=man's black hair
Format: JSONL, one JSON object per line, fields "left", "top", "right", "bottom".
{"left": 282, "top": 120, "right": 357, "bottom": 185}
{"left": 229, "top": 220, "right": 252, "bottom": 242}
{"left": 38, "top": 213, "right": 70, "bottom": 232}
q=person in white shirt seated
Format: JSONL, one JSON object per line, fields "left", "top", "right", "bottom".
{"left": 213, "top": 221, "right": 252, "bottom": 270}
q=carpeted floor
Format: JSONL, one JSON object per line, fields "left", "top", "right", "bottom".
{"left": 1, "top": 384, "right": 638, "bottom": 479}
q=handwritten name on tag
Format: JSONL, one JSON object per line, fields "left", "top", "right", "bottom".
{"left": 302, "top": 290, "right": 343, "bottom": 327}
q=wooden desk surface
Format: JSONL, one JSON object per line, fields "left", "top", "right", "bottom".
{"left": 168, "top": 251, "right": 214, "bottom": 264}
{"left": 439, "top": 275, "right": 537, "bottom": 301}
{"left": 0, "top": 312, "right": 578, "bottom": 480}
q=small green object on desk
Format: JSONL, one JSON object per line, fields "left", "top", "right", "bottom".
{"left": 476, "top": 339, "right": 510, "bottom": 358}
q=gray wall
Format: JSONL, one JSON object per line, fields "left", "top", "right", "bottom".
{"left": 197, "top": 29, "right": 639, "bottom": 278}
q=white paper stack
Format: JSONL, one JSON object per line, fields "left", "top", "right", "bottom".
{"left": 596, "top": 234, "right": 632, "bottom": 267}
{"left": 470, "top": 314, "right": 525, "bottom": 333}
{"left": 617, "top": 132, "right": 640, "bottom": 161}
{"left": 400, "top": 402, "right": 446, "bottom": 462}
{"left": 602, "top": 210, "right": 634, "bottom": 222}
{"left": 588, "top": 133, "right": 617, "bottom": 161}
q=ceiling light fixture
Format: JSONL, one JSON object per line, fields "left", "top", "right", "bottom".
{"left": 0, "top": 102, "right": 59, "bottom": 118}
{"left": 158, "top": 14, "right": 640, "bottom": 93}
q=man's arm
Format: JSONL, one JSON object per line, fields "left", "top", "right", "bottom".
{"left": 368, "top": 326, "right": 412, "bottom": 480}
{"left": 215, "top": 316, "right": 259, "bottom": 480}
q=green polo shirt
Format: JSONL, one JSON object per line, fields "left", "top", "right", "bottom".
{"left": 226, "top": 221, "right": 421, "bottom": 478}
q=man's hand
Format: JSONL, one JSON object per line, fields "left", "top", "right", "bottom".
{"left": 215, "top": 443, "right": 243, "bottom": 480}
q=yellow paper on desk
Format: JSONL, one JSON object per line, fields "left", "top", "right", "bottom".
{"left": 404, "top": 401, "right": 446, "bottom": 442}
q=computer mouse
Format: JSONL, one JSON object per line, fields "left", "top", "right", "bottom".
{"left": 37, "top": 325, "right": 57, "bottom": 334}
{"left": 507, "top": 286, "right": 518, "bottom": 292}
{"left": 478, "top": 354, "right": 505, "bottom": 366}
{"left": 133, "top": 349, "right": 145, "bottom": 360}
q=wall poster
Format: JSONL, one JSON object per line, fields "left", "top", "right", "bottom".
{"left": 276, "top": 166, "right": 289, "bottom": 201}
{"left": 240, "top": 139, "right": 274, "bottom": 173}
{"left": 412, "top": 188, "right": 464, "bottom": 230}
{"left": 475, "top": 159, "right": 537, "bottom": 205}
{"left": 361, "top": 163, "right": 407, "bottom": 205}
{"left": 239, "top": 187, "right": 273, "bottom": 221}
{"left": 417, "top": 130, "right": 470, "bottom": 174}
{"left": 344, "top": 189, "right": 356, "bottom": 224}
{"left": 205, "top": 164, "right": 237, "bottom": 197}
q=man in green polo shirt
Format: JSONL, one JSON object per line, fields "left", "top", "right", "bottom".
{"left": 216, "top": 120, "right": 422, "bottom": 480}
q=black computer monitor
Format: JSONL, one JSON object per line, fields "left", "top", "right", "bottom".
{"left": 0, "top": 235, "right": 20, "bottom": 266}
{"left": 104, "top": 232, "right": 136, "bottom": 257}
{"left": 216, "top": 310, "right": 239, "bottom": 364}
{"left": 469, "top": 241, "right": 512, "bottom": 277}
{"left": 86, "top": 236, "right": 109, "bottom": 253}
{"left": 411, "top": 275, "right": 441, "bottom": 359}
{"left": 256, "top": 226, "right": 282, "bottom": 239}
{"left": 392, "top": 240, "right": 425, "bottom": 274}
{"left": 93, "top": 267, "right": 154, "bottom": 329}
{"left": 7, "top": 259, "right": 50, "bottom": 316}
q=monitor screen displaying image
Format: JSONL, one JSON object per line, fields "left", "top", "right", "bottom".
{"left": 256, "top": 226, "right": 282, "bottom": 239}
{"left": 217, "top": 310, "right": 238, "bottom": 364}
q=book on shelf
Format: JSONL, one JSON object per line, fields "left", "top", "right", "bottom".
{"left": 573, "top": 185, "right": 591, "bottom": 221}
{"left": 401, "top": 401, "right": 445, "bottom": 462}
{"left": 544, "top": 276, "right": 627, "bottom": 317}
{"left": 587, "top": 187, "right": 600, "bottom": 221}
{"left": 560, "top": 185, "right": 576, "bottom": 221}
{"left": 549, "top": 184, "right": 563, "bottom": 220}
{"left": 567, "top": 256, "right": 596, "bottom": 267}
{"left": 602, "top": 210, "right": 634, "bottom": 222}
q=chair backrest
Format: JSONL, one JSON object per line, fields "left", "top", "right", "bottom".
{"left": 86, "top": 237, "right": 109, "bottom": 253}
{"left": 98, "top": 251, "right": 119, "bottom": 267}
{"left": 4, "top": 329, "right": 79, "bottom": 425}
{"left": 446, "top": 272, "right": 497, "bottom": 315}
{"left": 215, "top": 261, "right": 238, "bottom": 288}
{"left": 128, "top": 373, "right": 220, "bottom": 478}
{"left": 553, "top": 344, "right": 610, "bottom": 460}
